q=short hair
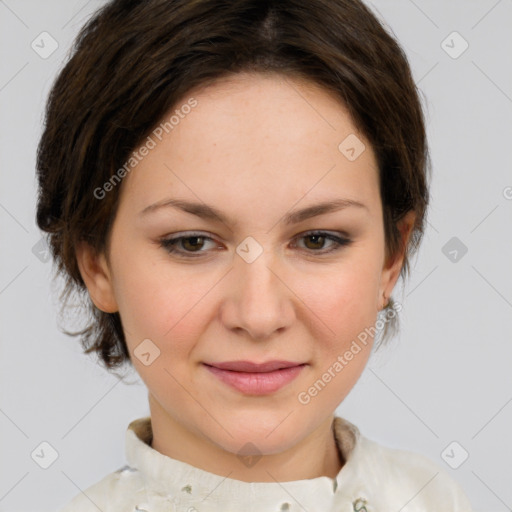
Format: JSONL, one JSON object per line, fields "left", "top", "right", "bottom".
{"left": 36, "top": 0, "right": 430, "bottom": 376}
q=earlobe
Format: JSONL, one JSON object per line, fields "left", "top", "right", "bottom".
{"left": 75, "top": 241, "right": 118, "bottom": 313}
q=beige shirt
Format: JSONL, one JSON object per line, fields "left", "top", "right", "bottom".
{"left": 58, "top": 415, "right": 474, "bottom": 511}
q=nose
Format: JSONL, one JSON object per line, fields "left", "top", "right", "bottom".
{"left": 220, "top": 242, "right": 294, "bottom": 340}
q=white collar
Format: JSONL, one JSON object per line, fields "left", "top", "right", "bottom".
{"left": 125, "top": 415, "right": 371, "bottom": 511}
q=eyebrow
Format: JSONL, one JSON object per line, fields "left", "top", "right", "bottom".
{"left": 139, "top": 197, "right": 368, "bottom": 226}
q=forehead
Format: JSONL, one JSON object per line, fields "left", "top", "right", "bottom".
{"left": 119, "top": 72, "right": 380, "bottom": 220}
{"left": 183, "top": 71, "right": 362, "bottom": 145}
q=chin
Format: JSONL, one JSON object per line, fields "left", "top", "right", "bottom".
{"left": 200, "top": 411, "right": 305, "bottom": 456}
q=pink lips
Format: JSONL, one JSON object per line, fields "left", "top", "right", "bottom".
{"left": 203, "top": 360, "right": 306, "bottom": 395}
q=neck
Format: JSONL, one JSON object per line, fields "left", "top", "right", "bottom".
{"left": 149, "top": 399, "right": 343, "bottom": 482}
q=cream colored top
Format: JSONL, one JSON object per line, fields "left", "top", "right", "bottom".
{"left": 58, "top": 415, "right": 474, "bottom": 511}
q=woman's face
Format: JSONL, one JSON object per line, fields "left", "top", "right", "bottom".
{"left": 79, "top": 72, "right": 410, "bottom": 461}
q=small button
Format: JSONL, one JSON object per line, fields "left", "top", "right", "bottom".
{"left": 280, "top": 503, "right": 290, "bottom": 511}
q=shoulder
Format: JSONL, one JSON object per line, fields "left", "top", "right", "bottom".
{"left": 353, "top": 434, "right": 474, "bottom": 511}
{"left": 57, "top": 465, "right": 147, "bottom": 512}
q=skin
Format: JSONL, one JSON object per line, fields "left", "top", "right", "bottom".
{"left": 76, "top": 71, "right": 415, "bottom": 483}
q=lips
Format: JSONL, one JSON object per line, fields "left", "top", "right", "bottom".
{"left": 204, "top": 360, "right": 303, "bottom": 373}
{"left": 203, "top": 360, "right": 306, "bottom": 395}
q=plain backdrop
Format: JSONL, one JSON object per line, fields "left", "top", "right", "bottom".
{"left": 0, "top": 1, "right": 511, "bottom": 511}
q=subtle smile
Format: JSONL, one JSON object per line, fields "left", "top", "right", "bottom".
{"left": 203, "top": 360, "right": 307, "bottom": 395}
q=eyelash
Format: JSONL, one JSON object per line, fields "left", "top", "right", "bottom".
{"left": 158, "top": 231, "right": 352, "bottom": 258}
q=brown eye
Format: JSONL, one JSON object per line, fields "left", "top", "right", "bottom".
{"left": 303, "top": 233, "right": 327, "bottom": 250}
{"left": 294, "top": 231, "right": 352, "bottom": 255}
{"left": 159, "top": 233, "right": 218, "bottom": 257}
{"left": 180, "top": 236, "right": 206, "bottom": 252}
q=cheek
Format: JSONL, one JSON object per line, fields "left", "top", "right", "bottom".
{"left": 295, "top": 259, "right": 380, "bottom": 342}
{"left": 110, "top": 244, "right": 216, "bottom": 353}
{"left": 297, "top": 270, "right": 377, "bottom": 408}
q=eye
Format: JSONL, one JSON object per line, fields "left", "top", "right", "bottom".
{"left": 159, "top": 232, "right": 219, "bottom": 257}
{"left": 292, "top": 231, "right": 352, "bottom": 254}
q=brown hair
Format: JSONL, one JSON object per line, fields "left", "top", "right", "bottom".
{"left": 36, "top": 0, "right": 430, "bottom": 377}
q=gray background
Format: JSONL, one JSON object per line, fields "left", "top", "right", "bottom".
{"left": 1, "top": 0, "right": 511, "bottom": 510}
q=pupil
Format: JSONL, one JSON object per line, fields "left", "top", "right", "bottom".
{"left": 185, "top": 236, "right": 202, "bottom": 250}
{"left": 307, "top": 235, "right": 324, "bottom": 249}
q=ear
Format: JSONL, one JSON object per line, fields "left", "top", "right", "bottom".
{"left": 378, "top": 210, "right": 416, "bottom": 310}
{"left": 75, "top": 241, "right": 118, "bottom": 313}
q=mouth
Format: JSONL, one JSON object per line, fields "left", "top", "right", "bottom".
{"left": 204, "top": 360, "right": 305, "bottom": 373}
{"left": 203, "top": 360, "right": 307, "bottom": 395}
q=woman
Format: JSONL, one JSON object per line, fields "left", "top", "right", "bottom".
{"left": 36, "top": 0, "right": 474, "bottom": 510}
